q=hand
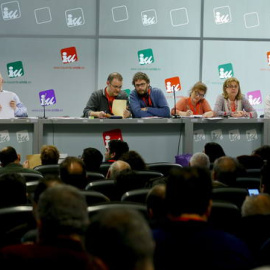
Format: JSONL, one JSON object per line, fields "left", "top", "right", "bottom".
{"left": 23, "top": 160, "right": 30, "bottom": 168}
{"left": 123, "top": 109, "right": 131, "bottom": 119}
{"left": 0, "top": 104, "right": 2, "bottom": 111}
{"left": 141, "top": 108, "right": 147, "bottom": 111}
{"left": 9, "top": 100, "right": 16, "bottom": 110}
{"left": 186, "top": 110, "right": 193, "bottom": 116}
{"left": 203, "top": 111, "right": 214, "bottom": 118}
{"left": 231, "top": 111, "right": 244, "bottom": 117}
{"left": 98, "top": 111, "right": 108, "bottom": 118}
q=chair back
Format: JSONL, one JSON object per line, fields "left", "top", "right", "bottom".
{"left": 0, "top": 205, "right": 35, "bottom": 247}
{"left": 121, "top": 188, "right": 150, "bottom": 204}
{"left": 18, "top": 172, "right": 44, "bottom": 182}
{"left": 209, "top": 201, "right": 241, "bottom": 234}
{"left": 87, "top": 201, "right": 148, "bottom": 221}
{"left": 99, "top": 163, "right": 111, "bottom": 177}
{"left": 147, "top": 162, "right": 182, "bottom": 176}
{"left": 212, "top": 187, "right": 249, "bottom": 209}
{"left": 85, "top": 180, "right": 116, "bottom": 201}
{"left": 236, "top": 177, "right": 261, "bottom": 189}
{"left": 86, "top": 171, "right": 105, "bottom": 182}
{"left": 246, "top": 168, "right": 261, "bottom": 178}
{"left": 80, "top": 190, "right": 110, "bottom": 206}
{"left": 133, "top": 170, "right": 164, "bottom": 187}
{"left": 33, "top": 164, "right": 60, "bottom": 177}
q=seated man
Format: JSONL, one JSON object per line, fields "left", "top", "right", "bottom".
{"left": 0, "top": 72, "right": 28, "bottom": 117}
{"left": 130, "top": 72, "right": 170, "bottom": 118}
{"left": 0, "top": 146, "right": 42, "bottom": 175}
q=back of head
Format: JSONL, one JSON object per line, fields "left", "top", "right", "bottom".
{"left": 212, "top": 156, "right": 241, "bottom": 186}
{"left": 107, "top": 160, "right": 131, "bottom": 180}
{"left": 252, "top": 145, "right": 270, "bottom": 163}
{"left": 261, "top": 161, "right": 270, "bottom": 194}
{"left": 108, "top": 139, "right": 129, "bottom": 160}
{"left": 59, "top": 156, "right": 87, "bottom": 189}
{"left": 82, "top": 147, "right": 103, "bottom": 172}
{"left": 241, "top": 193, "right": 270, "bottom": 217}
{"left": 119, "top": 150, "right": 147, "bottom": 171}
{"left": 40, "top": 145, "right": 60, "bottom": 165}
{"left": 85, "top": 208, "right": 154, "bottom": 270}
{"left": 204, "top": 142, "right": 226, "bottom": 163}
{"left": 237, "top": 154, "right": 264, "bottom": 170}
{"left": 166, "top": 167, "right": 212, "bottom": 217}
{"left": 189, "top": 152, "right": 210, "bottom": 169}
{"left": 0, "top": 146, "right": 18, "bottom": 167}
{"left": 37, "top": 184, "right": 89, "bottom": 241}
{"left": 0, "top": 173, "right": 27, "bottom": 207}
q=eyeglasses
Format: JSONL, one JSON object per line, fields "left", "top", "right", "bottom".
{"left": 110, "top": 83, "right": 122, "bottom": 89}
{"left": 226, "top": 85, "right": 238, "bottom": 89}
{"left": 135, "top": 82, "right": 146, "bottom": 88}
{"left": 194, "top": 91, "right": 205, "bottom": 98}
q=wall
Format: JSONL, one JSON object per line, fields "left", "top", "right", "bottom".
{"left": 0, "top": 0, "right": 269, "bottom": 118}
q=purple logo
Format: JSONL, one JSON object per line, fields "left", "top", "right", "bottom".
{"left": 246, "top": 90, "right": 262, "bottom": 106}
{"left": 39, "top": 89, "right": 56, "bottom": 106}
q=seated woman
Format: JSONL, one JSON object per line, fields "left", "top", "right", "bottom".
{"left": 170, "top": 81, "right": 214, "bottom": 118}
{"left": 214, "top": 77, "right": 257, "bottom": 118}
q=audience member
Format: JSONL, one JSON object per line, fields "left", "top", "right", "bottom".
{"left": 85, "top": 207, "right": 155, "bottom": 270}
{"left": 213, "top": 77, "right": 257, "bottom": 118}
{"left": 0, "top": 184, "right": 91, "bottom": 269}
{"left": 171, "top": 81, "right": 214, "bottom": 118}
{"left": 81, "top": 147, "right": 103, "bottom": 172}
{"left": 59, "top": 156, "right": 88, "bottom": 189}
{"left": 146, "top": 184, "right": 167, "bottom": 229}
{"left": 106, "top": 160, "right": 131, "bottom": 180}
{"left": 237, "top": 193, "right": 270, "bottom": 261}
{"left": 129, "top": 71, "right": 170, "bottom": 118}
{"left": 236, "top": 154, "right": 264, "bottom": 170}
{"left": 40, "top": 145, "right": 60, "bottom": 165}
{"left": 104, "top": 139, "right": 129, "bottom": 163}
{"left": 189, "top": 152, "right": 210, "bottom": 169}
{"left": 252, "top": 145, "right": 270, "bottom": 164}
{"left": 0, "top": 72, "right": 28, "bottom": 117}
{"left": 119, "top": 150, "right": 148, "bottom": 171}
{"left": 0, "top": 172, "right": 27, "bottom": 208}
{"left": 0, "top": 146, "right": 42, "bottom": 176}
{"left": 153, "top": 166, "right": 256, "bottom": 270}
{"left": 203, "top": 142, "right": 226, "bottom": 164}
{"left": 83, "top": 72, "right": 131, "bottom": 118}
{"left": 212, "top": 156, "right": 245, "bottom": 187}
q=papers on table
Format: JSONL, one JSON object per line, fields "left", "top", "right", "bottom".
{"left": 112, "top": 99, "right": 127, "bottom": 117}
{"left": 0, "top": 92, "right": 15, "bottom": 119}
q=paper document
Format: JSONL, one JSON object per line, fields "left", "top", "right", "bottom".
{"left": 112, "top": 99, "right": 127, "bottom": 117}
{"left": 26, "top": 154, "right": 41, "bottom": 169}
{"left": 0, "top": 92, "right": 15, "bottom": 118}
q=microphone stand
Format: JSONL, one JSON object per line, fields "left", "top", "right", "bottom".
{"left": 42, "top": 104, "right": 47, "bottom": 119}
{"left": 172, "top": 86, "right": 181, "bottom": 118}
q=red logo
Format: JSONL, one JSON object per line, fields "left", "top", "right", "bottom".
{"left": 103, "top": 129, "right": 123, "bottom": 148}
{"left": 164, "top": 77, "right": 181, "bottom": 93}
{"left": 60, "top": 46, "right": 78, "bottom": 64}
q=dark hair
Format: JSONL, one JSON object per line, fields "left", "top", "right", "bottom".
{"left": 82, "top": 147, "right": 103, "bottom": 172}
{"left": 0, "top": 146, "right": 18, "bottom": 167}
{"left": 166, "top": 167, "right": 212, "bottom": 217}
{"left": 119, "top": 150, "right": 147, "bottom": 171}
{"left": 108, "top": 140, "right": 129, "bottom": 160}
{"left": 132, "top": 72, "right": 150, "bottom": 86}
{"left": 107, "top": 72, "right": 123, "bottom": 83}
{"left": 252, "top": 145, "right": 270, "bottom": 163}
{"left": 204, "top": 142, "right": 226, "bottom": 163}
{"left": 40, "top": 145, "right": 60, "bottom": 165}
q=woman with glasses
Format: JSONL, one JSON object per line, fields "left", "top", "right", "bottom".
{"left": 171, "top": 81, "right": 214, "bottom": 118}
{"left": 214, "top": 77, "right": 257, "bottom": 118}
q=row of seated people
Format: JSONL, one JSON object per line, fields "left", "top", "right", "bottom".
{"left": 2, "top": 167, "right": 270, "bottom": 269}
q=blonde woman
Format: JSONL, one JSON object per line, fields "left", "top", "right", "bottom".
{"left": 214, "top": 77, "right": 257, "bottom": 118}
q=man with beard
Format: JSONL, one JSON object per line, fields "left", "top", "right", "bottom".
{"left": 130, "top": 72, "right": 170, "bottom": 118}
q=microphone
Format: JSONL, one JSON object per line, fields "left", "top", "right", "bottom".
{"left": 172, "top": 85, "right": 180, "bottom": 118}
{"left": 38, "top": 89, "right": 56, "bottom": 119}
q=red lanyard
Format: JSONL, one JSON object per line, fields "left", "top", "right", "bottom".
{"left": 141, "top": 88, "right": 152, "bottom": 107}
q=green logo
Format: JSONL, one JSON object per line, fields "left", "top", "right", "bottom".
{"left": 218, "top": 63, "right": 234, "bottom": 79}
{"left": 138, "top": 48, "right": 154, "bottom": 65}
{"left": 7, "top": 61, "right": 24, "bottom": 78}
